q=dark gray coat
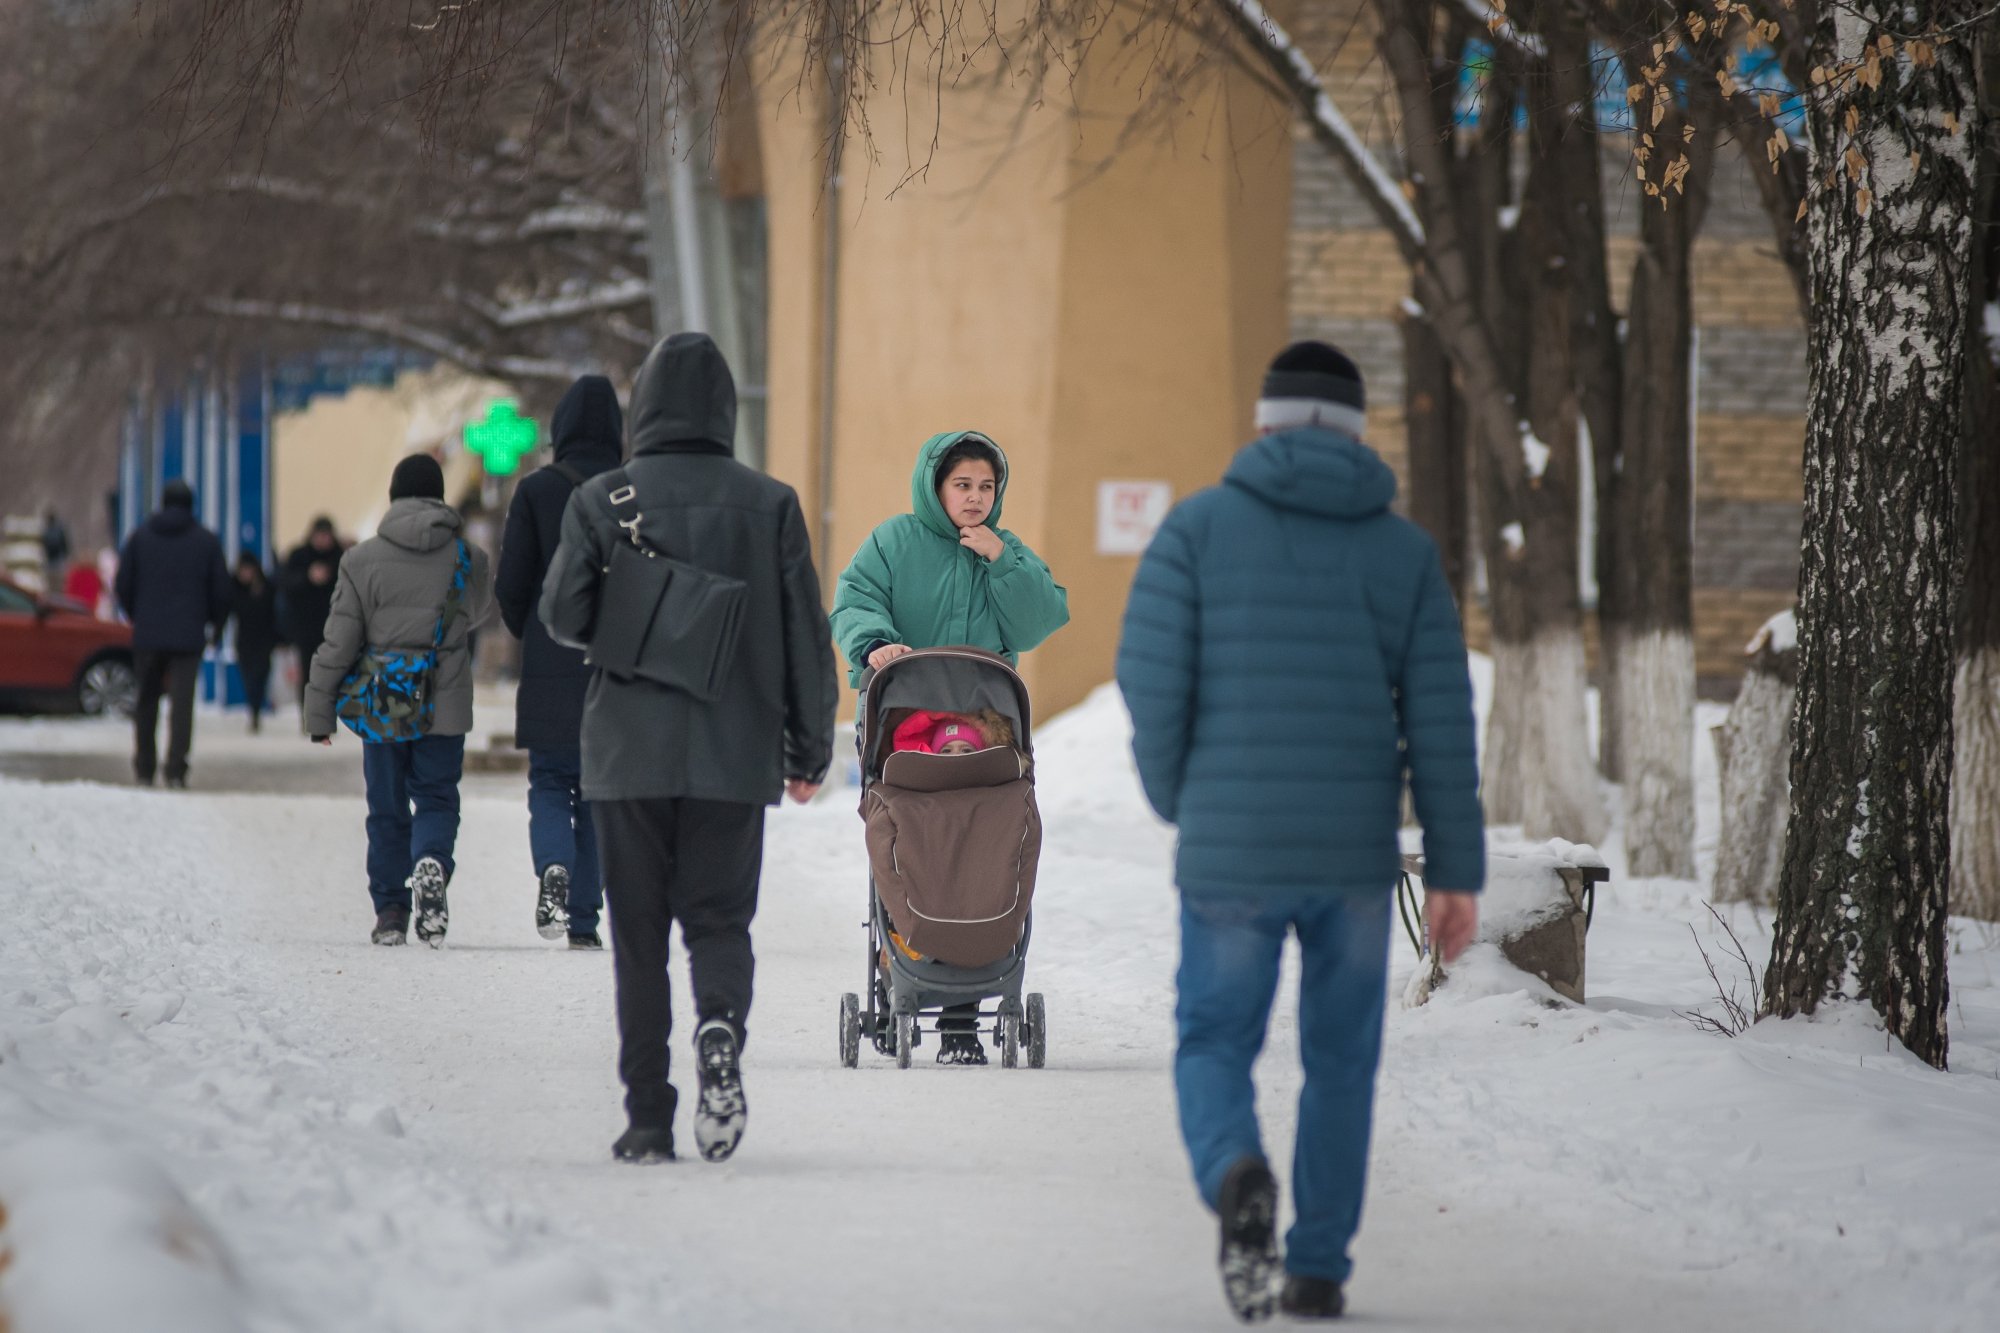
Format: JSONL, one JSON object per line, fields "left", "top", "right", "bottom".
{"left": 496, "top": 376, "right": 624, "bottom": 752}
{"left": 306, "top": 499, "right": 493, "bottom": 738}
{"left": 540, "top": 333, "right": 839, "bottom": 805}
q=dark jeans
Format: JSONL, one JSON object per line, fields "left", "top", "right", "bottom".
{"left": 1175, "top": 890, "right": 1393, "bottom": 1286}
{"left": 595, "top": 798, "right": 765, "bottom": 1126}
{"left": 133, "top": 650, "right": 201, "bottom": 783}
{"left": 528, "top": 748, "right": 602, "bottom": 934}
{"left": 361, "top": 734, "right": 467, "bottom": 913}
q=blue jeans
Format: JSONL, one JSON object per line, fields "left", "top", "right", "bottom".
{"left": 1175, "top": 890, "right": 1393, "bottom": 1285}
{"left": 361, "top": 735, "right": 466, "bottom": 913}
{"left": 527, "top": 748, "right": 602, "bottom": 934}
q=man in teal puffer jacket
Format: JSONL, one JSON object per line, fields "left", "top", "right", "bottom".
{"left": 1117, "top": 342, "right": 1484, "bottom": 1324}
{"left": 830, "top": 431, "right": 1070, "bottom": 687}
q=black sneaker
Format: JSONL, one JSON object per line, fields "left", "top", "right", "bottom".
{"left": 535, "top": 865, "right": 570, "bottom": 940}
{"left": 371, "top": 907, "right": 410, "bottom": 946}
{"left": 936, "top": 1031, "right": 988, "bottom": 1066}
{"left": 411, "top": 857, "right": 450, "bottom": 947}
{"left": 691, "top": 1019, "right": 747, "bottom": 1162}
{"left": 567, "top": 931, "right": 603, "bottom": 950}
{"left": 1216, "top": 1156, "right": 1281, "bottom": 1323}
{"left": 611, "top": 1124, "right": 676, "bottom": 1163}
{"left": 1279, "top": 1275, "right": 1345, "bottom": 1320}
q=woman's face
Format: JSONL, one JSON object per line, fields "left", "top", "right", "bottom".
{"left": 939, "top": 459, "right": 998, "bottom": 529}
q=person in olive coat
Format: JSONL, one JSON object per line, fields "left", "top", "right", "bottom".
{"left": 496, "top": 374, "right": 625, "bottom": 949}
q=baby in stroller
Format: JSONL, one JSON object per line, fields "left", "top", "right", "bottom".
{"left": 837, "top": 648, "right": 1047, "bottom": 1070}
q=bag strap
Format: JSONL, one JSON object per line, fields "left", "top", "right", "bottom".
{"left": 602, "top": 467, "right": 662, "bottom": 558}
{"left": 549, "top": 460, "right": 590, "bottom": 489}
{"left": 431, "top": 539, "right": 471, "bottom": 650}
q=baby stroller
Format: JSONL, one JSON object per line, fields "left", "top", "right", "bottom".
{"left": 837, "top": 646, "right": 1047, "bottom": 1069}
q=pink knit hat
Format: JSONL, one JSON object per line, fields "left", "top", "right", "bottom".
{"left": 930, "top": 718, "right": 987, "bottom": 752}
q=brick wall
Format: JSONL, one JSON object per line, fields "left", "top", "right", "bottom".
{"left": 1285, "top": 0, "right": 1804, "bottom": 698}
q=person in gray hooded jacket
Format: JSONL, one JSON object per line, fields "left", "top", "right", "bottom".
{"left": 540, "top": 331, "right": 838, "bottom": 1167}
{"left": 307, "top": 454, "right": 493, "bottom": 947}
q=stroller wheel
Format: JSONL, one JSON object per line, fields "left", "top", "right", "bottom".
{"left": 999, "top": 1012, "right": 1021, "bottom": 1069}
{"left": 895, "top": 1013, "right": 916, "bottom": 1070}
{"left": 838, "top": 993, "right": 861, "bottom": 1068}
{"left": 1026, "top": 992, "right": 1047, "bottom": 1069}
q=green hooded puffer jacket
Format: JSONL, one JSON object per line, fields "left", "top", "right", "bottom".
{"left": 830, "top": 431, "right": 1070, "bottom": 684}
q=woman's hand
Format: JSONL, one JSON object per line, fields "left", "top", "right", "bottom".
{"left": 868, "top": 643, "right": 912, "bottom": 670}
{"left": 960, "top": 525, "right": 1004, "bottom": 562}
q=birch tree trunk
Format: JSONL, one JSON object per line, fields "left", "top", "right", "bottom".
{"left": 1713, "top": 613, "right": 1797, "bottom": 906}
{"left": 1949, "top": 28, "right": 2000, "bottom": 923}
{"left": 1614, "top": 104, "right": 1711, "bottom": 881}
{"left": 1763, "top": 4, "right": 1981, "bottom": 1069}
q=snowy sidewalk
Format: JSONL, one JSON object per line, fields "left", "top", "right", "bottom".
{"left": 3, "top": 699, "right": 1997, "bottom": 1331}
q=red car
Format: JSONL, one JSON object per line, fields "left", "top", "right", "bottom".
{"left": 0, "top": 576, "right": 137, "bottom": 716}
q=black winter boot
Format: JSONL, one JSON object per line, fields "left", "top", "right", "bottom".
{"left": 1279, "top": 1275, "right": 1345, "bottom": 1320}
{"left": 612, "top": 1124, "right": 676, "bottom": 1163}
{"left": 371, "top": 907, "right": 410, "bottom": 946}
{"left": 1216, "top": 1156, "right": 1281, "bottom": 1323}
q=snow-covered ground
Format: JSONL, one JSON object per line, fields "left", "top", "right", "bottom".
{"left": 2, "top": 687, "right": 1997, "bottom": 1331}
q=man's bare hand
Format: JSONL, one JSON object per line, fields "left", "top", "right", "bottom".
{"left": 868, "top": 644, "right": 911, "bottom": 670}
{"left": 786, "top": 780, "right": 821, "bottom": 804}
{"left": 1425, "top": 890, "right": 1479, "bottom": 964}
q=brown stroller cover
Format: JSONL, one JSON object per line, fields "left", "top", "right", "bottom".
{"left": 863, "top": 745, "right": 1041, "bottom": 968}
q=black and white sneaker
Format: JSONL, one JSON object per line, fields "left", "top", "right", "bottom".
{"left": 1216, "top": 1156, "right": 1281, "bottom": 1323}
{"left": 691, "top": 1019, "right": 747, "bottom": 1163}
{"left": 535, "top": 865, "right": 570, "bottom": 940}
{"left": 411, "top": 857, "right": 450, "bottom": 947}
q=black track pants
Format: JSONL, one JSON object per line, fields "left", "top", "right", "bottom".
{"left": 594, "top": 797, "right": 765, "bottom": 1126}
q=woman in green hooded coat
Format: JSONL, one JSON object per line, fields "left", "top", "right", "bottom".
{"left": 830, "top": 430, "right": 1069, "bottom": 1066}
{"left": 830, "top": 431, "right": 1070, "bottom": 684}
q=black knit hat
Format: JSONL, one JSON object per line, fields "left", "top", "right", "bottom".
{"left": 389, "top": 454, "right": 446, "bottom": 502}
{"left": 1257, "top": 341, "right": 1366, "bottom": 436}
{"left": 161, "top": 479, "right": 195, "bottom": 510}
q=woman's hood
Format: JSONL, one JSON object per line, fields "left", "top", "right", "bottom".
{"left": 910, "top": 431, "right": 1009, "bottom": 539}
{"left": 1224, "top": 428, "right": 1396, "bottom": 520}
{"left": 552, "top": 374, "right": 625, "bottom": 463}
{"left": 376, "top": 498, "right": 463, "bottom": 552}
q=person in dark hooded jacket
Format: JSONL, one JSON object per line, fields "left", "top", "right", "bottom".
{"left": 541, "top": 332, "right": 839, "bottom": 1167}
{"left": 115, "top": 479, "right": 231, "bottom": 787}
{"left": 496, "top": 374, "right": 625, "bottom": 949}
{"left": 1116, "top": 342, "right": 1485, "bottom": 1323}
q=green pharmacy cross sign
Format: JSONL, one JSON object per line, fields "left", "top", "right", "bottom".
{"left": 465, "top": 400, "right": 538, "bottom": 476}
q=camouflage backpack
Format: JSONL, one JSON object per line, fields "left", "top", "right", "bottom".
{"left": 334, "top": 540, "right": 470, "bottom": 743}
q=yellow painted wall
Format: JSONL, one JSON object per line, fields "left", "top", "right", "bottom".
{"left": 753, "top": 11, "right": 1293, "bottom": 717}
{"left": 271, "top": 367, "right": 504, "bottom": 552}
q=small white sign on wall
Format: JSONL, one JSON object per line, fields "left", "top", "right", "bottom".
{"left": 1096, "top": 480, "right": 1174, "bottom": 556}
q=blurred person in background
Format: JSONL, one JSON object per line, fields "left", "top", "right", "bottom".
{"left": 229, "top": 551, "right": 283, "bottom": 733}
{"left": 115, "top": 480, "right": 231, "bottom": 788}
{"left": 281, "top": 516, "right": 346, "bottom": 722}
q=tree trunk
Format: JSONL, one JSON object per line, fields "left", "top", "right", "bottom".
{"left": 1477, "top": 88, "right": 1607, "bottom": 847}
{"left": 1613, "top": 104, "right": 1711, "bottom": 881}
{"left": 1401, "top": 311, "right": 1470, "bottom": 606}
{"left": 1763, "top": 3, "right": 1981, "bottom": 1070}
{"left": 1713, "top": 613, "right": 1798, "bottom": 905}
{"left": 1950, "top": 28, "right": 2000, "bottom": 922}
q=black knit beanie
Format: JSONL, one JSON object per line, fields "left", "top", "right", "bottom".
{"left": 389, "top": 454, "right": 446, "bottom": 502}
{"left": 161, "top": 479, "right": 195, "bottom": 510}
{"left": 1257, "top": 341, "right": 1366, "bottom": 436}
